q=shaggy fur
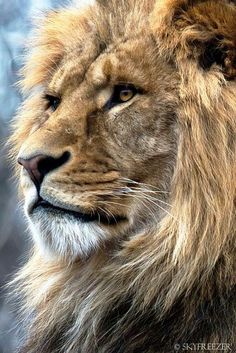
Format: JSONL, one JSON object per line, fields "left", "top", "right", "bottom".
{"left": 9, "top": 0, "right": 236, "bottom": 352}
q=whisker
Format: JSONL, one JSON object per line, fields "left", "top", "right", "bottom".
{"left": 112, "top": 188, "right": 174, "bottom": 220}
{"left": 97, "top": 206, "right": 117, "bottom": 225}
{"left": 127, "top": 187, "right": 169, "bottom": 195}
{"left": 110, "top": 187, "right": 172, "bottom": 208}
{"left": 130, "top": 194, "right": 175, "bottom": 220}
{"left": 120, "top": 189, "right": 171, "bottom": 208}
{"left": 135, "top": 197, "right": 159, "bottom": 223}
{"left": 97, "top": 200, "right": 126, "bottom": 208}
{"left": 119, "top": 177, "right": 170, "bottom": 193}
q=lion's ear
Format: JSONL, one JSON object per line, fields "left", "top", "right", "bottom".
{"left": 151, "top": 0, "right": 236, "bottom": 79}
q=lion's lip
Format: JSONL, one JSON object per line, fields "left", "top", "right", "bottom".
{"left": 32, "top": 197, "right": 127, "bottom": 225}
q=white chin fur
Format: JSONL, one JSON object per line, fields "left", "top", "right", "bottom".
{"left": 27, "top": 213, "right": 107, "bottom": 261}
{"left": 22, "top": 179, "right": 107, "bottom": 261}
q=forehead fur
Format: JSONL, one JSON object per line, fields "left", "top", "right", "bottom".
{"left": 21, "top": 0, "right": 236, "bottom": 93}
{"left": 20, "top": 0, "right": 156, "bottom": 93}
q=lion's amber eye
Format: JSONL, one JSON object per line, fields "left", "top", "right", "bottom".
{"left": 105, "top": 84, "right": 139, "bottom": 110}
{"left": 119, "top": 88, "right": 135, "bottom": 102}
{"left": 45, "top": 94, "right": 61, "bottom": 112}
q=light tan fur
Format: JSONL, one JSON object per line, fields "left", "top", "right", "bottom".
{"left": 9, "top": 1, "right": 236, "bottom": 352}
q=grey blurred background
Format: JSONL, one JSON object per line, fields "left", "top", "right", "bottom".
{"left": 0, "top": 1, "right": 67, "bottom": 352}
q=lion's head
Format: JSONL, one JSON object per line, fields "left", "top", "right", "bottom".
{"left": 10, "top": 0, "right": 236, "bottom": 352}
{"left": 13, "top": 0, "right": 180, "bottom": 260}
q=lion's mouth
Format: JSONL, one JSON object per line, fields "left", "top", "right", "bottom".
{"left": 32, "top": 198, "right": 127, "bottom": 225}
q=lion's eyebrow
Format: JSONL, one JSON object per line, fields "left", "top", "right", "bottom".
{"left": 43, "top": 88, "right": 60, "bottom": 98}
{"left": 88, "top": 64, "right": 110, "bottom": 90}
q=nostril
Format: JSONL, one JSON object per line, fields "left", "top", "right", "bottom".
{"left": 38, "top": 151, "right": 71, "bottom": 177}
{"left": 18, "top": 151, "right": 71, "bottom": 189}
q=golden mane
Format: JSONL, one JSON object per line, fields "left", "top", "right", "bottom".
{"left": 10, "top": 1, "right": 236, "bottom": 352}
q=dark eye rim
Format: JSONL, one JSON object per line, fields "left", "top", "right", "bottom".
{"left": 104, "top": 83, "right": 143, "bottom": 110}
{"left": 44, "top": 94, "right": 61, "bottom": 112}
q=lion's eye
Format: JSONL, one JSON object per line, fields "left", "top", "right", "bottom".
{"left": 119, "top": 87, "right": 136, "bottom": 102}
{"left": 114, "top": 84, "right": 137, "bottom": 104}
{"left": 105, "top": 84, "right": 139, "bottom": 110}
{"left": 45, "top": 94, "right": 60, "bottom": 112}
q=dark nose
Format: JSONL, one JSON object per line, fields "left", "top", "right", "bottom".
{"left": 18, "top": 151, "right": 70, "bottom": 190}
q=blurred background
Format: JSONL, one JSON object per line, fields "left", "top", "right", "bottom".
{"left": 0, "top": 1, "right": 68, "bottom": 352}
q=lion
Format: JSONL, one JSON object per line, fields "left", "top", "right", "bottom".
{"left": 9, "top": 0, "right": 236, "bottom": 352}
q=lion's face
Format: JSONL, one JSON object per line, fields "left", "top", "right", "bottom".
{"left": 14, "top": 0, "right": 236, "bottom": 262}
{"left": 17, "top": 21, "right": 178, "bottom": 260}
